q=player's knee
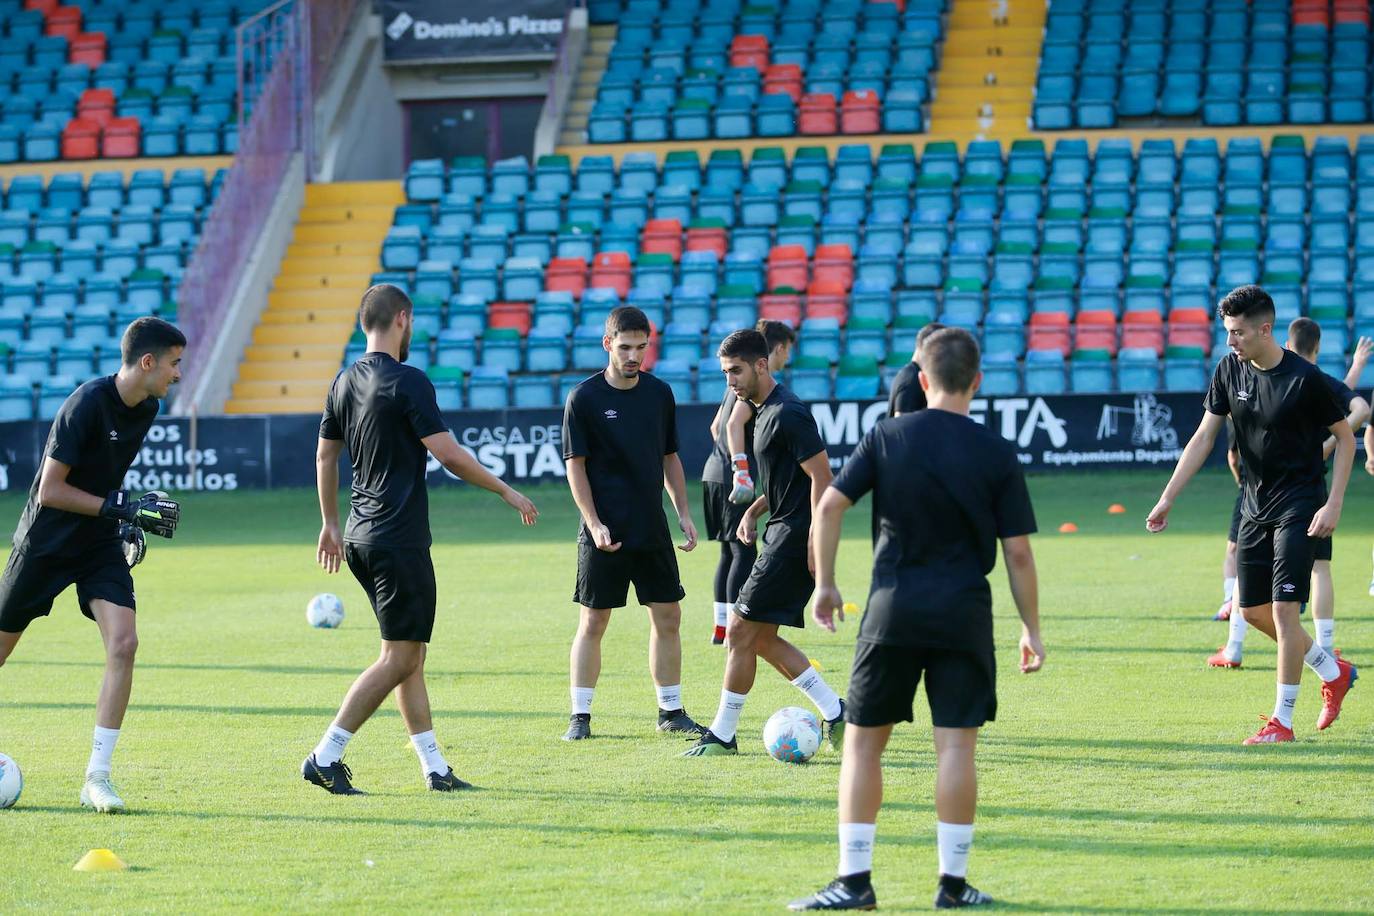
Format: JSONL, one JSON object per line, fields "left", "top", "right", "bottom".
{"left": 580, "top": 610, "right": 611, "bottom": 639}
{"left": 107, "top": 631, "right": 138, "bottom": 665}
{"left": 725, "top": 616, "right": 759, "bottom": 650}
{"left": 1240, "top": 604, "right": 1269, "bottom": 626}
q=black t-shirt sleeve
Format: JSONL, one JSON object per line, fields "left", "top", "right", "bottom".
{"left": 783, "top": 401, "right": 826, "bottom": 464}
{"left": 663, "top": 382, "right": 680, "bottom": 455}
{"left": 319, "top": 374, "right": 343, "bottom": 440}
{"left": 888, "top": 363, "right": 926, "bottom": 416}
{"left": 831, "top": 427, "right": 877, "bottom": 503}
{"left": 562, "top": 388, "right": 589, "bottom": 460}
{"left": 994, "top": 451, "right": 1038, "bottom": 539}
{"left": 1306, "top": 372, "right": 1348, "bottom": 429}
{"left": 403, "top": 372, "right": 448, "bottom": 439}
{"left": 1204, "top": 358, "right": 1231, "bottom": 416}
{"left": 48, "top": 391, "right": 95, "bottom": 466}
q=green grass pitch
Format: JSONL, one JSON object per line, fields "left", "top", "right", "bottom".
{"left": 1, "top": 470, "right": 1372, "bottom": 913}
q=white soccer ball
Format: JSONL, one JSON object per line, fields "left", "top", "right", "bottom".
{"left": 306, "top": 593, "right": 345, "bottom": 629}
{"left": 763, "top": 706, "right": 822, "bottom": 764}
{"left": 0, "top": 753, "right": 23, "bottom": 809}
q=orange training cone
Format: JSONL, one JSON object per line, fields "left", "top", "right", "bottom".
{"left": 1058, "top": 522, "right": 1079, "bottom": 533}
{"left": 1107, "top": 503, "right": 1126, "bottom": 514}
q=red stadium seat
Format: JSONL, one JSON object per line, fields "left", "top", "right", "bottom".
{"left": 640, "top": 218, "right": 683, "bottom": 260}
{"left": 813, "top": 243, "right": 854, "bottom": 290}
{"left": 99, "top": 117, "right": 140, "bottom": 157}
{"left": 1028, "top": 311, "right": 1072, "bottom": 356}
{"left": 78, "top": 87, "right": 115, "bottom": 125}
{"left": 70, "top": 32, "right": 108, "bottom": 67}
{"left": 729, "top": 34, "right": 769, "bottom": 70}
{"left": 766, "top": 244, "right": 809, "bottom": 290}
{"left": 840, "top": 90, "right": 881, "bottom": 134}
{"left": 685, "top": 224, "right": 728, "bottom": 258}
{"left": 763, "top": 64, "right": 803, "bottom": 103}
{"left": 488, "top": 302, "right": 532, "bottom": 336}
{"left": 24, "top": 0, "right": 58, "bottom": 15}
{"left": 1074, "top": 310, "right": 1118, "bottom": 354}
{"left": 1121, "top": 310, "right": 1165, "bottom": 355}
{"left": 61, "top": 117, "right": 100, "bottom": 159}
{"left": 589, "top": 250, "right": 632, "bottom": 297}
{"left": 759, "top": 292, "right": 802, "bottom": 326}
{"left": 45, "top": 5, "right": 82, "bottom": 40}
{"left": 798, "top": 93, "right": 837, "bottom": 135}
{"left": 1167, "top": 307, "right": 1211, "bottom": 353}
{"left": 806, "top": 280, "right": 848, "bottom": 323}
{"left": 545, "top": 257, "right": 588, "bottom": 298}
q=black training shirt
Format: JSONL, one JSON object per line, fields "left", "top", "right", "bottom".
{"left": 320, "top": 352, "right": 447, "bottom": 549}
{"left": 752, "top": 383, "right": 826, "bottom": 556}
{"left": 701, "top": 390, "right": 756, "bottom": 485}
{"left": 1204, "top": 351, "right": 1346, "bottom": 525}
{"left": 832, "top": 409, "right": 1037, "bottom": 652}
{"left": 11, "top": 376, "right": 158, "bottom": 556}
{"left": 887, "top": 361, "right": 926, "bottom": 417}
{"left": 563, "top": 371, "right": 678, "bottom": 550}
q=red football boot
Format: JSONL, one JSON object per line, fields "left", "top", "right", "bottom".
{"left": 1243, "top": 716, "right": 1295, "bottom": 745}
{"left": 1207, "top": 647, "right": 1241, "bottom": 669}
{"left": 1317, "top": 658, "right": 1358, "bottom": 730}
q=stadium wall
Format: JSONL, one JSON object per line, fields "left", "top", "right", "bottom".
{"left": 0, "top": 393, "right": 1230, "bottom": 495}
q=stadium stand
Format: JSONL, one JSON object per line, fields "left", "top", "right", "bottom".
{"left": 246, "top": 132, "right": 1371, "bottom": 410}
{"left": 0, "top": 163, "right": 224, "bottom": 419}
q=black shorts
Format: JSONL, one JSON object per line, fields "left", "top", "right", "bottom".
{"left": 0, "top": 539, "right": 134, "bottom": 633}
{"left": 1228, "top": 488, "right": 1242, "bottom": 543}
{"left": 1236, "top": 516, "right": 1314, "bottom": 607}
{"left": 702, "top": 481, "right": 748, "bottom": 542}
{"left": 344, "top": 542, "right": 436, "bottom": 642}
{"left": 734, "top": 549, "right": 814, "bottom": 628}
{"left": 573, "top": 542, "right": 685, "bottom": 609}
{"left": 846, "top": 641, "right": 997, "bottom": 729}
{"left": 1312, "top": 534, "right": 1332, "bottom": 562}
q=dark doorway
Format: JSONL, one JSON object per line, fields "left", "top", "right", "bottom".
{"left": 406, "top": 97, "right": 544, "bottom": 163}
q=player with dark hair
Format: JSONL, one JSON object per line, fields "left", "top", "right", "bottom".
{"left": 0, "top": 316, "right": 185, "bottom": 813}
{"left": 701, "top": 319, "right": 796, "bottom": 645}
{"left": 789, "top": 327, "right": 1043, "bottom": 912}
{"left": 1148, "top": 285, "right": 1357, "bottom": 745}
{"left": 562, "top": 306, "right": 703, "bottom": 741}
{"left": 683, "top": 329, "right": 846, "bottom": 757}
{"left": 1210, "top": 319, "right": 1369, "bottom": 668}
{"left": 305, "top": 284, "right": 539, "bottom": 794}
{"left": 887, "top": 321, "right": 947, "bottom": 418}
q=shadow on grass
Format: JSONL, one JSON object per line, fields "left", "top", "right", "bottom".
{"left": 0, "top": 701, "right": 551, "bottom": 720}
{"left": 3, "top": 659, "right": 557, "bottom": 679}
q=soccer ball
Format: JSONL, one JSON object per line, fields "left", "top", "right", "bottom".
{"left": 763, "top": 706, "right": 821, "bottom": 763}
{"left": 306, "top": 593, "right": 345, "bottom": 629}
{"left": 0, "top": 753, "right": 23, "bottom": 809}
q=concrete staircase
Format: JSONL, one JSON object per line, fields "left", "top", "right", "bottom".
{"left": 224, "top": 181, "right": 402, "bottom": 415}
{"left": 928, "top": 0, "right": 1047, "bottom": 140}
{"left": 559, "top": 24, "right": 617, "bottom": 148}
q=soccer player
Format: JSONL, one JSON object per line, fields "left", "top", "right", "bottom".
{"left": 887, "top": 321, "right": 946, "bottom": 418}
{"left": 703, "top": 320, "right": 796, "bottom": 644}
{"left": 788, "top": 327, "right": 1044, "bottom": 912}
{"left": 1211, "top": 320, "right": 1369, "bottom": 669}
{"left": 683, "top": 329, "right": 846, "bottom": 757}
{"left": 305, "top": 285, "right": 539, "bottom": 795}
{"left": 562, "top": 306, "right": 703, "bottom": 741}
{"left": 1147, "top": 286, "right": 1357, "bottom": 745}
{"left": 0, "top": 317, "right": 184, "bottom": 813}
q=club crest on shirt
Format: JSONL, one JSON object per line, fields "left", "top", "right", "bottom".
{"left": 603, "top": 409, "right": 618, "bottom": 420}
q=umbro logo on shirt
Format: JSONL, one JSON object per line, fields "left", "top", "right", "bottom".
{"left": 108, "top": 430, "right": 118, "bottom": 440}
{"left": 1236, "top": 390, "right": 1251, "bottom": 402}
{"left": 604, "top": 409, "right": 618, "bottom": 420}
{"left": 1281, "top": 583, "right": 1295, "bottom": 593}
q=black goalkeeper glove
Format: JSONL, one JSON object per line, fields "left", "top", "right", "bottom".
{"left": 119, "top": 522, "right": 146, "bottom": 568}
{"left": 100, "top": 490, "right": 180, "bottom": 539}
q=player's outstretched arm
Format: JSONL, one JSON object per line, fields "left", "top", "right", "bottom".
{"left": 662, "top": 452, "right": 697, "bottom": 552}
{"left": 316, "top": 436, "right": 344, "bottom": 573}
{"left": 1365, "top": 421, "right": 1374, "bottom": 475}
{"left": 565, "top": 457, "right": 618, "bottom": 551}
{"left": 1311, "top": 419, "right": 1356, "bottom": 538}
{"left": 1146, "top": 411, "right": 1225, "bottom": 532}
{"left": 810, "top": 486, "right": 851, "bottom": 632}
{"left": 1001, "top": 535, "right": 1044, "bottom": 673}
{"left": 1343, "top": 336, "right": 1372, "bottom": 390}
{"left": 422, "top": 431, "right": 538, "bottom": 525}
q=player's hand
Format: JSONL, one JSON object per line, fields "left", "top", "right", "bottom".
{"left": 812, "top": 584, "right": 844, "bottom": 632}
{"left": 1019, "top": 628, "right": 1045, "bottom": 673}
{"left": 317, "top": 523, "right": 342, "bottom": 574}
{"left": 735, "top": 512, "right": 758, "bottom": 545}
{"left": 677, "top": 514, "right": 698, "bottom": 552}
{"left": 502, "top": 487, "right": 539, "bottom": 526}
{"left": 101, "top": 490, "right": 179, "bottom": 538}
{"left": 1144, "top": 497, "right": 1171, "bottom": 532}
{"left": 1308, "top": 503, "right": 1341, "bottom": 538}
{"left": 1365, "top": 457, "right": 1374, "bottom": 476}
{"left": 590, "top": 523, "right": 622, "bottom": 552}
{"left": 1352, "top": 336, "right": 1373, "bottom": 369}
{"left": 119, "top": 522, "right": 145, "bottom": 568}
{"left": 728, "top": 453, "right": 754, "bottom": 504}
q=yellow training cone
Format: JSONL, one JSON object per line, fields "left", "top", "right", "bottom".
{"left": 74, "top": 849, "right": 127, "bottom": 872}
{"left": 842, "top": 602, "right": 859, "bottom": 615}
{"left": 808, "top": 658, "right": 824, "bottom": 671}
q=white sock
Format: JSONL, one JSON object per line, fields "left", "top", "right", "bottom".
{"left": 571, "top": 686, "right": 595, "bottom": 716}
{"left": 709, "top": 689, "right": 748, "bottom": 742}
{"left": 713, "top": 601, "right": 729, "bottom": 627}
{"left": 838, "top": 823, "right": 876, "bottom": 877}
{"left": 409, "top": 730, "right": 449, "bottom": 776}
{"left": 1223, "top": 576, "right": 1236, "bottom": 601}
{"left": 1272, "top": 683, "right": 1300, "bottom": 728}
{"left": 1224, "top": 610, "right": 1248, "bottom": 661}
{"left": 87, "top": 726, "right": 120, "bottom": 776}
{"left": 656, "top": 684, "right": 683, "bottom": 712}
{"left": 790, "top": 666, "right": 842, "bottom": 721}
{"left": 936, "top": 821, "right": 974, "bottom": 878}
{"left": 312, "top": 723, "right": 353, "bottom": 767}
{"left": 1314, "top": 619, "right": 1335, "bottom": 651}
{"left": 1305, "top": 643, "right": 1340, "bottom": 682}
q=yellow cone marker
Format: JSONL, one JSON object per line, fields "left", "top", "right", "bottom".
{"left": 842, "top": 602, "right": 859, "bottom": 615}
{"left": 1058, "top": 522, "right": 1079, "bottom": 533}
{"left": 74, "top": 849, "right": 127, "bottom": 872}
{"left": 808, "top": 658, "right": 824, "bottom": 671}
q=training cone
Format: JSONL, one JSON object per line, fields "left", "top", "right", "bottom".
{"left": 74, "top": 849, "right": 127, "bottom": 872}
{"left": 808, "top": 657, "right": 824, "bottom": 671}
{"left": 1107, "top": 503, "right": 1126, "bottom": 514}
{"left": 842, "top": 602, "right": 859, "bottom": 615}
{"left": 1058, "top": 522, "right": 1079, "bottom": 533}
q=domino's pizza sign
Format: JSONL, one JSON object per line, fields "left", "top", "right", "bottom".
{"left": 381, "top": 0, "right": 566, "bottom": 62}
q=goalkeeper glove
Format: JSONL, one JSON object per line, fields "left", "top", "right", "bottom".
{"left": 728, "top": 453, "right": 755, "bottom": 505}
{"left": 119, "top": 523, "right": 146, "bottom": 568}
{"left": 100, "top": 490, "right": 180, "bottom": 539}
